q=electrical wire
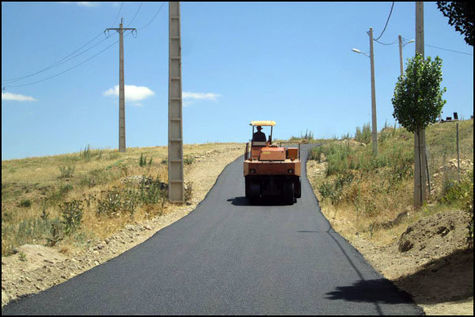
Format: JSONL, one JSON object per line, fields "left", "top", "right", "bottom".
{"left": 112, "top": 2, "right": 124, "bottom": 26}
{"left": 2, "top": 2, "right": 137, "bottom": 87}
{"left": 126, "top": 2, "right": 143, "bottom": 27}
{"left": 427, "top": 44, "right": 473, "bottom": 56}
{"left": 137, "top": 2, "right": 166, "bottom": 30}
{"left": 2, "top": 32, "right": 110, "bottom": 84}
{"left": 374, "top": 2, "right": 395, "bottom": 41}
{"left": 374, "top": 38, "right": 397, "bottom": 46}
{"left": 4, "top": 35, "right": 123, "bottom": 89}
{"left": 400, "top": 35, "right": 472, "bottom": 56}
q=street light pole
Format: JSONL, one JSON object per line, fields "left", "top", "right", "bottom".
{"left": 368, "top": 27, "right": 377, "bottom": 156}
{"left": 398, "top": 36, "right": 415, "bottom": 77}
{"left": 398, "top": 35, "right": 404, "bottom": 77}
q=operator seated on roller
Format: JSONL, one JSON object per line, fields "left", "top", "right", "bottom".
{"left": 252, "top": 126, "right": 266, "bottom": 142}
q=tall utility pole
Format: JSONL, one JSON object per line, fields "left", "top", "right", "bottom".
{"left": 414, "top": 1, "right": 427, "bottom": 208}
{"left": 368, "top": 27, "right": 378, "bottom": 156}
{"left": 168, "top": 2, "right": 184, "bottom": 203}
{"left": 105, "top": 18, "right": 136, "bottom": 152}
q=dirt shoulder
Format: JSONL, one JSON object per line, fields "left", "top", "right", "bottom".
{"left": 1, "top": 144, "right": 243, "bottom": 307}
{"left": 307, "top": 159, "right": 473, "bottom": 315}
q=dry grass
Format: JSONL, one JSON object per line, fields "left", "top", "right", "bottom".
{"left": 1, "top": 143, "right": 242, "bottom": 256}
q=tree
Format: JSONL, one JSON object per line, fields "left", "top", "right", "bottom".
{"left": 437, "top": 1, "right": 474, "bottom": 46}
{"left": 392, "top": 54, "right": 447, "bottom": 208}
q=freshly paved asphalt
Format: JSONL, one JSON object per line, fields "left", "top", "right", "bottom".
{"left": 2, "top": 145, "right": 423, "bottom": 315}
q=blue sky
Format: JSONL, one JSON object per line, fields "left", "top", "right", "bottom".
{"left": 2, "top": 1, "right": 473, "bottom": 160}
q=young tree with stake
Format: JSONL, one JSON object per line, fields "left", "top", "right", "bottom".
{"left": 392, "top": 54, "right": 447, "bottom": 208}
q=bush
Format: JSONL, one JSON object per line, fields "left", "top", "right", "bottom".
{"left": 59, "top": 200, "right": 83, "bottom": 235}
{"left": 440, "top": 171, "right": 473, "bottom": 205}
{"left": 138, "top": 177, "right": 164, "bottom": 205}
{"left": 122, "top": 188, "right": 139, "bottom": 216}
{"left": 96, "top": 188, "right": 122, "bottom": 217}
{"left": 184, "top": 155, "right": 194, "bottom": 165}
{"left": 96, "top": 176, "right": 167, "bottom": 218}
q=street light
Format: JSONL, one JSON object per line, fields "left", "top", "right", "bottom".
{"left": 352, "top": 48, "right": 369, "bottom": 57}
{"left": 352, "top": 27, "right": 377, "bottom": 156}
{"left": 398, "top": 35, "right": 415, "bottom": 77}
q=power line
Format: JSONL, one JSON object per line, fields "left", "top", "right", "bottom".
{"left": 137, "top": 2, "right": 166, "bottom": 30}
{"left": 2, "top": 1, "right": 164, "bottom": 91}
{"left": 374, "top": 2, "right": 395, "bottom": 41}
{"left": 3, "top": 35, "right": 125, "bottom": 89}
{"left": 3, "top": 32, "right": 111, "bottom": 84}
{"left": 112, "top": 2, "right": 124, "bottom": 25}
{"left": 127, "top": 2, "right": 143, "bottom": 27}
{"left": 427, "top": 44, "right": 473, "bottom": 56}
{"left": 374, "top": 38, "right": 397, "bottom": 46}
{"left": 375, "top": 34, "right": 473, "bottom": 56}
{"left": 374, "top": 34, "right": 472, "bottom": 56}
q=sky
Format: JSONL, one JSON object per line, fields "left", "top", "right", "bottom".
{"left": 2, "top": 1, "right": 473, "bottom": 160}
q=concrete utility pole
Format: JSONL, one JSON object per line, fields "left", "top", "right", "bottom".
{"left": 168, "top": 2, "right": 184, "bottom": 203}
{"left": 414, "top": 1, "right": 427, "bottom": 208}
{"left": 368, "top": 27, "right": 378, "bottom": 156}
{"left": 105, "top": 18, "right": 136, "bottom": 152}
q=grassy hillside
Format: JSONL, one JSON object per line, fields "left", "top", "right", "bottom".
{"left": 308, "top": 119, "right": 473, "bottom": 244}
{"left": 1, "top": 143, "right": 238, "bottom": 256}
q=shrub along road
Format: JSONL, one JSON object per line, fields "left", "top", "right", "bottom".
{"left": 2, "top": 145, "right": 423, "bottom": 315}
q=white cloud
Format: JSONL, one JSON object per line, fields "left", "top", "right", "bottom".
{"left": 2, "top": 92, "right": 37, "bottom": 102}
{"left": 76, "top": 2, "right": 99, "bottom": 7}
{"left": 103, "top": 85, "right": 155, "bottom": 104}
{"left": 182, "top": 91, "right": 220, "bottom": 107}
{"left": 182, "top": 92, "right": 220, "bottom": 101}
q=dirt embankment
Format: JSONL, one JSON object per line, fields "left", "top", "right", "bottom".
{"left": 307, "top": 159, "right": 473, "bottom": 316}
{"left": 1, "top": 145, "right": 243, "bottom": 307}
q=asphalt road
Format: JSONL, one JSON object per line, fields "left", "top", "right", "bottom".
{"left": 2, "top": 145, "right": 423, "bottom": 315}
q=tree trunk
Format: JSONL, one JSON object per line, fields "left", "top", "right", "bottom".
{"left": 414, "top": 127, "right": 427, "bottom": 208}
